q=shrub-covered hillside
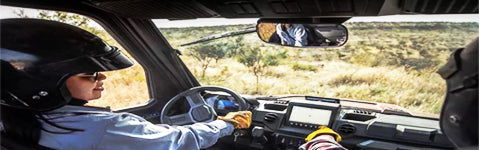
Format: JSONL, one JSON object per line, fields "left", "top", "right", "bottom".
{"left": 157, "top": 22, "right": 478, "bottom": 114}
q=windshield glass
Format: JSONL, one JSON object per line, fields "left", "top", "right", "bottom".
{"left": 154, "top": 15, "right": 478, "bottom": 116}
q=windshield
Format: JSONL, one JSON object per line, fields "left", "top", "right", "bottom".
{"left": 154, "top": 15, "right": 479, "bottom": 116}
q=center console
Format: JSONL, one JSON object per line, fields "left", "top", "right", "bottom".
{"left": 285, "top": 101, "right": 339, "bottom": 129}
{"left": 247, "top": 96, "right": 454, "bottom": 150}
{"left": 268, "top": 100, "right": 340, "bottom": 148}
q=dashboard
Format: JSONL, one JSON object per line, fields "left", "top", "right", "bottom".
{"left": 230, "top": 95, "right": 454, "bottom": 150}
{"left": 148, "top": 90, "right": 454, "bottom": 150}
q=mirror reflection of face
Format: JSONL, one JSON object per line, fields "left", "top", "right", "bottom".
{"left": 257, "top": 22, "right": 348, "bottom": 47}
{"left": 66, "top": 72, "right": 107, "bottom": 101}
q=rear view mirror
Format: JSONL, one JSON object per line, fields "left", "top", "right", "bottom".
{"left": 257, "top": 23, "right": 348, "bottom": 47}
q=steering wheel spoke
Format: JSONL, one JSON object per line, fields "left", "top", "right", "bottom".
{"left": 165, "top": 114, "right": 194, "bottom": 125}
{"left": 185, "top": 93, "right": 206, "bottom": 107}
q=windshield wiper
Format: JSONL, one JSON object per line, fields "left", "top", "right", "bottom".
{"left": 180, "top": 27, "right": 256, "bottom": 46}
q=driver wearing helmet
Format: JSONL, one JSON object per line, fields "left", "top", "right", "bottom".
{"left": 0, "top": 18, "right": 251, "bottom": 150}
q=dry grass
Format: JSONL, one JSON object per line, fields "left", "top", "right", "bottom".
{"left": 182, "top": 56, "right": 446, "bottom": 114}
{"left": 90, "top": 51, "right": 446, "bottom": 114}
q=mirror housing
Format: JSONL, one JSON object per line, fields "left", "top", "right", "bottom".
{"left": 256, "top": 18, "right": 349, "bottom": 47}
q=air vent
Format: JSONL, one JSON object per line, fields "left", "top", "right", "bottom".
{"left": 273, "top": 100, "right": 289, "bottom": 104}
{"left": 265, "top": 103, "right": 288, "bottom": 111}
{"left": 338, "top": 124, "right": 356, "bottom": 135}
{"left": 343, "top": 109, "right": 376, "bottom": 121}
{"left": 353, "top": 109, "right": 372, "bottom": 115}
{"left": 264, "top": 113, "right": 278, "bottom": 123}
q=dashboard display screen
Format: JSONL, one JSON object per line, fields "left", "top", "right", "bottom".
{"left": 289, "top": 106, "right": 332, "bottom": 125}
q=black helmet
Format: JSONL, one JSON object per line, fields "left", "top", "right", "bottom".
{"left": 437, "top": 37, "right": 478, "bottom": 148}
{"left": 1, "top": 18, "right": 133, "bottom": 112}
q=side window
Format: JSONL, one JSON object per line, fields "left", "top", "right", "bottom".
{"left": 1, "top": 6, "right": 150, "bottom": 109}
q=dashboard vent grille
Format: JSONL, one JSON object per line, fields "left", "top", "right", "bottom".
{"left": 338, "top": 124, "right": 356, "bottom": 134}
{"left": 343, "top": 109, "right": 376, "bottom": 121}
{"left": 273, "top": 100, "right": 289, "bottom": 104}
{"left": 264, "top": 113, "right": 278, "bottom": 123}
{"left": 353, "top": 109, "right": 372, "bottom": 115}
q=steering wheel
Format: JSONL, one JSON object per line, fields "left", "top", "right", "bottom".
{"left": 160, "top": 86, "right": 248, "bottom": 125}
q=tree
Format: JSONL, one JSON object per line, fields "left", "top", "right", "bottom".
{"left": 187, "top": 42, "right": 227, "bottom": 78}
{"left": 238, "top": 46, "right": 262, "bottom": 93}
{"left": 225, "top": 36, "right": 245, "bottom": 57}
{"left": 37, "top": 11, "right": 106, "bottom": 39}
{"left": 186, "top": 37, "right": 246, "bottom": 78}
{"left": 14, "top": 9, "right": 105, "bottom": 40}
{"left": 237, "top": 46, "right": 287, "bottom": 93}
{"left": 38, "top": 11, "right": 89, "bottom": 28}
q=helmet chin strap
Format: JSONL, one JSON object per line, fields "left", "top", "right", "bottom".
{"left": 58, "top": 75, "right": 73, "bottom": 106}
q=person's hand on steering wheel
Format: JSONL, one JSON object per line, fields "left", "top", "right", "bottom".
{"left": 217, "top": 111, "right": 252, "bottom": 129}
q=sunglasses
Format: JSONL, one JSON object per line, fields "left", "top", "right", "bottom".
{"left": 78, "top": 72, "right": 99, "bottom": 82}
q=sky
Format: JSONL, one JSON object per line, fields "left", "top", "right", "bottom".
{"left": 1, "top": 5, "right": 479, "bottom": 28}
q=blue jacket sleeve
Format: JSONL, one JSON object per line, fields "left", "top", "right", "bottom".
{"left": 97, "top": 113, "right": 234, "bottom": 150}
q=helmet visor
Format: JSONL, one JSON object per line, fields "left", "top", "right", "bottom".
{"left": 35, "top": 46, "right": 134, "bottom": 76}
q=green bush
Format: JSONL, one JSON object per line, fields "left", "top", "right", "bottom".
{"left": 292, "top": 63, "right": 318, "bottom": 72}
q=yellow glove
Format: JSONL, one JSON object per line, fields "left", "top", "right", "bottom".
{"left": 217, "top": 111, "right": 252, "bottom": 129}
{"left": 305, "top": 126, "right": 342, "bottom": 142}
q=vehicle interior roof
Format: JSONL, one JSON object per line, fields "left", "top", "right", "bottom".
{"left": 2, "top": 0, "right": 479, "bottom": 19}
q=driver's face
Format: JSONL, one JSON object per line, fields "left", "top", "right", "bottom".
{"left": 284, "top": 24, "right": 292, "bottom": 28}
{"left": 66, "top": 72, "right": 107, "bottom": 101}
